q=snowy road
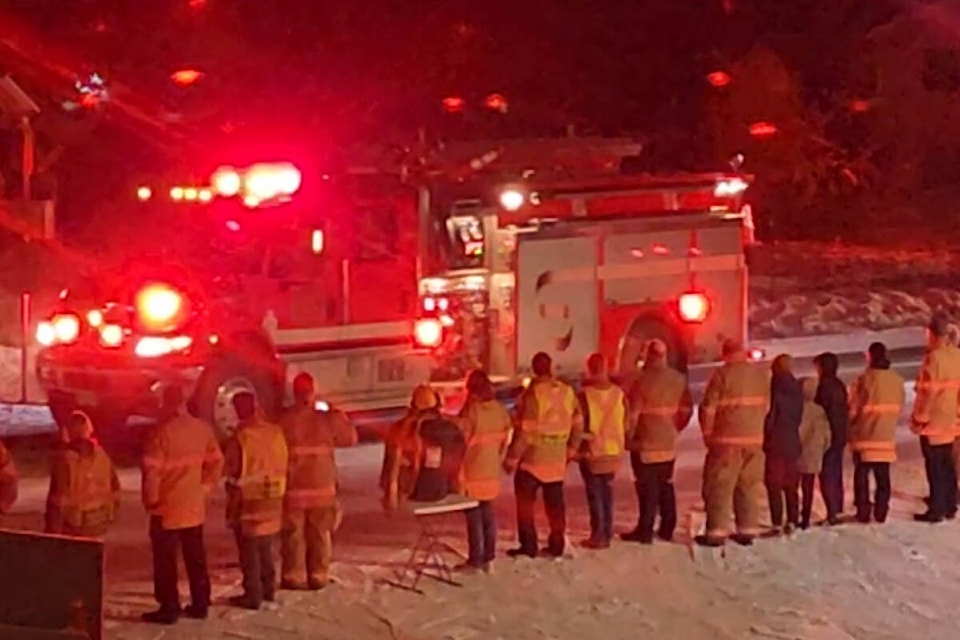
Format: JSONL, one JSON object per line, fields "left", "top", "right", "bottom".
{"left": 4, "top": 375, "right": 957, "bottom": 639}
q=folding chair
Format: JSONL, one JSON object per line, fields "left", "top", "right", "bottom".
{"left": 388, "top": 494, "right": 479, "bottom": 593}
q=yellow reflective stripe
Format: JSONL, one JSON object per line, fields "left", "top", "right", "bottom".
{"left": 851, "top": 440, "right": 895, "bottom": 452}
{"left": 916, "top": 380, "right": 960, "bottom": 390}
{"left": 640, "top": 406, "right": 679, "bottom": 416}
{"left": 285, "top": 486, "right": 336, "bottom": 499}
{"left": 861, "top": 404, "right": 901, "bottom": 414}
{"left": 709, "top": 435, "right": 764, "bottom": 446}
{"left": 716, "top": 396, "right": 766, "bottom": 407}
{"left": 289, "top": 445, "right": 333, "bottom": 456}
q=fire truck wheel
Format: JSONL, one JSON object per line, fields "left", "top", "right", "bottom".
{"left": 193, "top": 362, "right": 278, "bottom": 443}
{"left": 618, "top": 317, "right": 687, "bottom": 376}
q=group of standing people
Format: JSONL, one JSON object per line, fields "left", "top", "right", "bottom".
{"left": 384, "top": 310, "right": 960, "bottom": 562}
{"left": 0, "top": 372, "right": 357, "bottom": 627}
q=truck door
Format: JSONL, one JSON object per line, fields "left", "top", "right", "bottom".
{"left": 515, "top": 233, "right": 599, "bottom": 377}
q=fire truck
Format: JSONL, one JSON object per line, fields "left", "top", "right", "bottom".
{"left": 33, "top": 136, "right": 754, "bottom": 439}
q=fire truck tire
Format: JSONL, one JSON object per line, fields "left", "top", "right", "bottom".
{"left": 618, "top": 317, "right": 688, "bottom": 375}
{"left": 192, "top": 360, "right": 279, "bottom": 443}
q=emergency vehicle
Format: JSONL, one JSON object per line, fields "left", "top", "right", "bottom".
{"left": 33, "top": 136, "right": 754, "bottom": 439}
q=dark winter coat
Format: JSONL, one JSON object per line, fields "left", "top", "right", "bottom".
{"left": 763, "top": 372, "right": 803, "bottom": 462}
{"left": 815, "top": 370, "right": 849, "bottom": 451}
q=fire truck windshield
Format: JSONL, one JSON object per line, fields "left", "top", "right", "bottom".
{"left": 440, "top": 214, "right": 485, "bottom": 269}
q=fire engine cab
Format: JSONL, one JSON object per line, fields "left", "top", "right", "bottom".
{"left": 33, "top": 136, "right": 753, "bottom": 439}
{"left": 407, "top": 138, "right": 754, "bottom": 405}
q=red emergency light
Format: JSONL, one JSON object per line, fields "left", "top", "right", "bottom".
{"left": 678, "top": 292, "right": 710, "bottom": 323}
{"left": 749, "top": 121, "right": 778, "bottom": 139}
{"left": 136, "top": 283, "right": 187, "bottom": 332}
{"left": 484, "top": 93, "right": 508, "bottom": 113}
{"left": 171, "top": 69, "right": 203, "bottom": 86}
{"left": 442, "top": 96, "right": 465, "bottom": 113}
{"left": 414, "top": 318, "right": 443, "bottom": 348}
{"left": 707, "top": 71, "right": 731, "bottom": 88}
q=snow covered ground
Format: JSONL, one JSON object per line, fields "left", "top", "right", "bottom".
{"left": 5, "top": 382, "right": 959, "bottom": 640}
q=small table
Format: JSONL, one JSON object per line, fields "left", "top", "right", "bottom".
{"left": 389, "top": 494, "right": 479, "bottom": 593}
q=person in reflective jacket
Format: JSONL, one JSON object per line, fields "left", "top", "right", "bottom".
{"left": 848, "top": 342, "right": 904, "bottom": 523}
{"left": 577, "top": 353, "right": 628, "bottom": 549}
{"left": 457, "top": 370, "right": 512, "bottom": 572}
{"left": 45, "top": 410, "right": 120, "bottom": 538}
{"left": 224, "top": 392, "right": 289, "bottom": 610}
{"left": 280, "top": 373, "right": 357, "bottom": 591}
{"left": 504, "top": 352, "right": 584, "bottom": 558}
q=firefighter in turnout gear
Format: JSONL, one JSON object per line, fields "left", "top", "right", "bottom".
{"left": 457, "top": 370, "right": 513, "bottom": 572}
{"left": 697, "top": 340, "right": 770, "bottom": 547}
{"left": 504, "top": 352, "right": 584, "bottom": 558}
{"left": 848, "top": 342, "right": 904, "bottom": 524}
{"left": 225, "top": 392, "right": 289, "bottom": 610}
{"left": 280, "top": 373, "right": 358, "bottom": 590}
{"left": 141, "top": 385, "right": 224, "bottom": 625}
{"left": 0, "top": 437, "right": 16, "bottom": 518}
{"left": 45, "top": 410, "right": 121, "bottom": 538}
{"left": 577, "top": 353, "right": 629, "bottom": 549}
{"left": 623, "top": 339, "right": 693, "bottom": 544}
{"left": 912, "top": 313, "right": 960, "bottom": 522}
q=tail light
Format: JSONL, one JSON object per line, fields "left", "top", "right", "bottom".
{"left": 678, "top": 292, "right": 709, "bottom": 323}
{"left": 136, "top": 283, "right": 186, "bottom": 332}
{"left": 414, "top": 318, "right": 443, "bottom": 348}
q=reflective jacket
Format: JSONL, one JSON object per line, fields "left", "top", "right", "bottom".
{"left": 142, "top": 413, "right": 224, "bottom": 530}
{"left": 46, "top": 438, "right": 120, "bottom": 536}
{"left": 458, "top": 398, "right": 513, "bottom": 501}
{"left": 699, "top": 356, "right": 769, "bottom": 448}
{"left": 912, "top": 341, "right": 960, "bottom": 445}
{"left": 627, "top": 364, "right": 693, "bottom": 463}
{"left": 0, "top": 440, "right": 17, "bottom": 515}
{"left": 506, "top": 376, "right": 584, "bottom": 483}
{"left": 280, "top": 404, "right": 357, "bottom": 510}
{"left": 225, "top": 418, "right": 289, "bottom": 537}
{"left": 580, "top": 383, "right": 628, "bottom": 475}
{"left": 849, "top": 368, "right": 905, "bottom": 462}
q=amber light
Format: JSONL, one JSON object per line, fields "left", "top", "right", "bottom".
{"left": 678, "top": 292, "right": 710, "bottom": 323}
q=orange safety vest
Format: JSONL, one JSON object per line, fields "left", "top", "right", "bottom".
{"left": 583, "top": 386, "right": 626, "bottom": 459}
{"left": 59, "top": 446, "right": 116, "bottom": 531}
{"left": 237, "top": 423, "right": 288, "bottom": 502}
{"left": 519, "top": 381, "right": 578, "bottom": 483}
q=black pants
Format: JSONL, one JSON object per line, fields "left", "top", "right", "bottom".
{"left": 920, "top": 438, "right": 958, "bottom": 518}
{"left": 765, "top": 453, "right": 800, "bottom": 527}
{"left": 514, "top": 469, "right": 566, "bottom": 557}
{"left": 464, "top": 500, "right": 497, "bottom": 567}
{"left": 853, "top": 454, "right": 891, "bottom": 522}
{"left": 800, "top": 474, "right": 816, "bottom": 527}
{"left": 579, "top": 463, "right": 614, "bottom": 542}
{"left": 149, "top": 517, "right": 211, "bottom": 614}
{"left": 630, "top": 454, "right": 677, "bottom": 541}
{"left": 234, "top": 528, "right": 277, "bottom": 606}
{"left": 819, "top": 446, "right": 845, "bottom": 519}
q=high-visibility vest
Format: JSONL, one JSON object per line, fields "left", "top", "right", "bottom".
{"left": 460, "top": 399, "right": 512, "bottom": 500}
{"left": 60, "top": 446, "right": 116, "bottom": 531}
{"left": 583, "top": 386, "right": 626, "bottom": 459}
{"left": 237, "top": 422, "right": 288, "bottom": 502}
{"left": 520, "top": 381, "right": 577, "bottom": 482}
